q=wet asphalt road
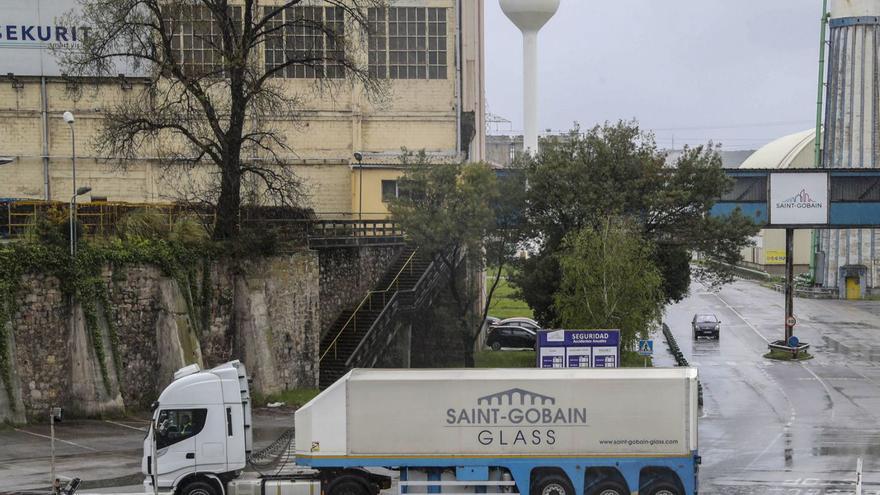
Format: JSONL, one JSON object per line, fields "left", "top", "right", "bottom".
{"left": 664, "top": 278, "right": 880, "bottom": 494}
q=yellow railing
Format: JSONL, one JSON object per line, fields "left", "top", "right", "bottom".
{"left": 1, "top": 200, "right": 210, "bottom": 238}
{"left": 319, "top": 248, "right": 419, "bottom": 363}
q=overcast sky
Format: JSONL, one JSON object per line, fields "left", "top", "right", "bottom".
{"left": 485, "top": 0, "right": 824, "bottom": 151}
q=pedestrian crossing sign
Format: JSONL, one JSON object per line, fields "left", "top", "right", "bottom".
{"left": 638, "top": 339, "right": 653, "bottom": 356}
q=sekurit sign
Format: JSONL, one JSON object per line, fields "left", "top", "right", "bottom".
{"left": 1, "top": 0, "right": 91, "bottom": 76}
{"left": 769, "top": 172, "right": 829, "bottom": 226}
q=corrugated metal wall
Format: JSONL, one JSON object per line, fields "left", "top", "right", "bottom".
{"left": 819, "top": 16, "right": 880, "bottom": 292}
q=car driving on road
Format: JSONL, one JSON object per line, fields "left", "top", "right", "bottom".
{"left": 692, "top": 313, "right": 721, "bottom": 340}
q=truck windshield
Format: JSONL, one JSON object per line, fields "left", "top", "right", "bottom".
{"left": 155, "top": 408, "right": 207, "bottom": 449}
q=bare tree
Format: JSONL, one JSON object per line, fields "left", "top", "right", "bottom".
{"left": 58, "top": 0, "right": 385, "bottom": 239}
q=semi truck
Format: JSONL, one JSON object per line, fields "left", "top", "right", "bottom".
{"left": 143, "top": 362, "right": 700, "bottom": 495}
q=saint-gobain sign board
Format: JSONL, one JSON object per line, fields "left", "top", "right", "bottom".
{"left": 537, "top": 330, "right": 620, "bottom": 369}
{"left": 769, "top": 172, "right": 829, "bottom": 226}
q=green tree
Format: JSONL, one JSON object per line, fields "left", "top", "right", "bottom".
{"left": 389, "top": 156, "right": 525, "bottom": 366}
{"left": 512, "top": 121, "right": 758, "bottom": 325}
{"left": 554, "top": 220, "right": 665, "bottom": 348}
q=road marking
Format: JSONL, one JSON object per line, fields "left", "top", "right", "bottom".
{"left": 800, "top": 363, "right": 837, "bottom": 422}
{"left": 105, "top": 419, "right": 148, "bottom": 432}
{"left": 13, "top": 428, "right": 99, "bottom": 451}
{"left": 708, "top": 290, "right": 770, "bottom": 344}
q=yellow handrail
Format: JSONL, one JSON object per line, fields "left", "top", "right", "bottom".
{"left": 319, "top": 248, "right": 419, "bottom": 362}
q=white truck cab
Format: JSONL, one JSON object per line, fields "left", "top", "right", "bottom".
{"left": 143, "top": 361, "right": 253, "bottom": 494}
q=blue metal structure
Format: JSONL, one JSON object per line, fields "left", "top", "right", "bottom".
{"left": 710, "top": 168, "right": 880, "bottom": 229}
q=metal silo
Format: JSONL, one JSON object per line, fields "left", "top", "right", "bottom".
{"left": 819, "top": 0, "right": 880, "bottom": 297}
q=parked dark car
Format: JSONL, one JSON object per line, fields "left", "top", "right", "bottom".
{"left": 486, "top": 325, "right": 537, "bottom": 351}
{"left": 692, "top": 313, "right": 721, "bottom": 340}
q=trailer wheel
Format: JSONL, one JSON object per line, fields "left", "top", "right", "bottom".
{"left": 642, "top": 481, "right": 681, "bottom": 495}
{"left": 180, "top": 481, "right": 217, "bottom": 495}
{"left": 591, "top": 481, "right": 628, "bottom": 495}
{"left": 532, "top": 474, "right": 574, "bottom": 495}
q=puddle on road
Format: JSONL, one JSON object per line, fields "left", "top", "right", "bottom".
{"left": 815, "top": 336, "right": 880, "bottom": 363}
{"left": 810, "top": 430, "right": 880, "bottom": 457}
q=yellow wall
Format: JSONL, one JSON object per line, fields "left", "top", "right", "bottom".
{"left": 740, "top": 228, "right": 813, "bottom": 269}
{"left": 0, "top": 0, "right": 486, "bottom": 217}
{"left": 351, "top": 168, "right": 405, "bottom": 220}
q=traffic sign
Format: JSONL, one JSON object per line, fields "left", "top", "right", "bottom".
{"left": 788, "top": 335, "right": 800, "bottom": 348}
{"left": 638, "top": 340, "right": 654, "bottom": 356}
{"left": 786, "top": 316, "right": 797, "bottom": 327}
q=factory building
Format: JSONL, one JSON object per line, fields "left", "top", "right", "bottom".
{"left": 0, "top": 0, "right": 485, "bottom": 220}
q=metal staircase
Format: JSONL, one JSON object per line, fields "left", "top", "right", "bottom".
{"left": 318, "top": 246, "right": 444, "bottom": 388}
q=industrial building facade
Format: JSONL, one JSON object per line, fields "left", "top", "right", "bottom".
{"left": 0, "top": 0, "right": 485, "bottom": 219}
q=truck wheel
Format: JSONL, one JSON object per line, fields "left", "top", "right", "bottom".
{"left": 643, "top": 481, "right": 681, "bottom": 495}
{"left": 180, "top": 481, "right": 217, "bottom": 495}
{"left": 491, "top": 341, "right": 502, "bottom": 351}
{"left": 328, "top": 479, "right": 371, "bottom": 495}
{"left": 532, "top": 474, "right": 574, "bottom": 495}
{"left": 591, "top": 481, "right": 628, "bottom": 495}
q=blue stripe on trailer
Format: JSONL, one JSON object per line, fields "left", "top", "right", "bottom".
{"left": 297, "top": 453, "right": 699, "bottom": 495}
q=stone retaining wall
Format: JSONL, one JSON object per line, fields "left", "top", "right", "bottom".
{"left": 0, "top": 252, "right": 320, "bottom": 422}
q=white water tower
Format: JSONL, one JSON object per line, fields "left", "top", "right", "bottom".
{"left": 499, "top": 0, "right": 560, "bottom": 155}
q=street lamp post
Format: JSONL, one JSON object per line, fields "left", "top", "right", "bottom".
{"left": 62, "top": 112, "right": 78, "bottom": 256}
{"left": 49, "top": 406, "right": 62, "bottom": 487}
{"left": 69, "top": 187, "right": 92, "bottom": 256}
{"left": 354, "top": 152, "right": 364, "bottom": 220}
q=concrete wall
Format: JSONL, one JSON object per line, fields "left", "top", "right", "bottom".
{"left": 0, "top": 252, "right": 320, "bottom": 422}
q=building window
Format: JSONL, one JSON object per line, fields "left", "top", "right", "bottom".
{"left": 167, "top": 5, "right": 242, "bottom": 77}
{"left": 265, "top": 6, "right": 345, "bottom": 78}
{"left": 382, "top": 180, "right": 399, "bottom": 202}
{"left": 368, "top": 7, "right": 447, "bottom": 80}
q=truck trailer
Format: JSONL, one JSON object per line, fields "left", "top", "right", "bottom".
{"left": 143, "top": 362, "right": 700, "bottom": 495}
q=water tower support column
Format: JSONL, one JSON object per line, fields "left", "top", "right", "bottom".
{"left": 523, "top": 31, "right": 538, "bottom": 154}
